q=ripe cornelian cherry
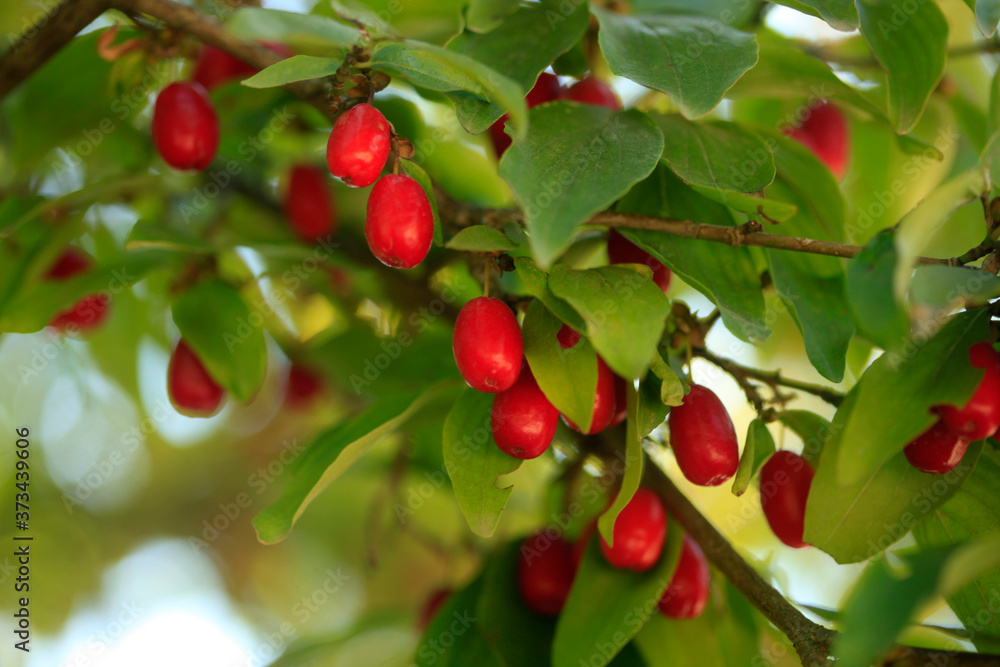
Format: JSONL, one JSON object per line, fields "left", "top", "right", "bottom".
{"left": 518, "top": 531, "right": 575, "bottom": 616}
{"left": 557, "top": 324, "right": 581, "bottom": 349}
{"left": 46, "top": 248, "right": 109, "bottom": 332}
{"left": 936, "top": 342, "right": 1000, "bottom": 441}
{"left": 453, "top": 297, "right": 523, "bottom": 392}
{"left": 600, "top": 488, "right": 667, "bottom": 572}
{"left": 284, "top": 164, "right": 336, "bottom": 243}
{"left": 151, "top": 82, "right": 219, "bottom": 171}
{"left": 489, "top": 72, "right": 562, "bottom": 157}
{"left": 607, "top": 229, "right": 671, "bottom": 294}
{"left": 657, "top": 534, "right": 710, "bottom": 619}
{"left": 904, "top": 419, "right": 971, "bottom": 475}
{"left": 168, "top": 339, "right": 225, "bottom": 416}
{"left": 667, "top": 384, "right": 739, "bottom": 486}
{"left": 365, "top": 174, "right": 434, "bottom": 269}
{"left": 607, "top": 375, "right": 628, "bottom": 428}
{"left": 192, "top": 42, "right": 292, "bottom": 91}
{"left": 563, "top": 355, "right": 616, "bottom": 434}
{"left": 417, "top": 588, "right": 451, "bottom": 631}
{"left": 785, "top": 102, "right": 849, "bottom": 180}
{"left": 326, "top": 103, "right": 391, "bottom": 188}
{"left": 564, "top": 77, "right": 622, "bottom": 111}
{"left": 759, "top": 451, "right": 815, "bottom": 549}
{"left": 284, "top": 363, "right": 323, "bottom": 408}
{"left": 492, "top": 363, "right": 559, "bottom": 459}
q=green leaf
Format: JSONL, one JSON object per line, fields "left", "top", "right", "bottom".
{"left": 593, "top": 7, "right": 758, "bottom": 118}
{"left": 499, "top": 103, "right": 663, "bottom": 268}
{"left": 254, "top": 382, "right": 457, "bottom": 544}
{"left": 914, "top": 445, "right": 1000, "bottom": 651}
{"left": 464, "top": 0, "right": 521, "bottom": 32}
{"left": 856, "top": 0, "right": 948, "bottom": 134}
{"left": 599, "top": 382, "right": 647, "bottom": 546}
{"left": 414, "top": 571, "right": 502, "bottom": 667}
{"left": 398, "top": 159, "right": 443, "bottom": 245}
{"left": 514, "top": 258, "right": 587, "bottom": 331}
{"left": 446, "top": 0, "right": 589, "bottom": 129}
{"left": 371, "top": 40, "right": 528, "bottom": 138}
{"left": 553, "top": 527, "right": 683, "bottom": 667}
{"left": 649, "top": 353, "right": 687, "bottom": 407}
{"left": 522, "top": 299, "right": 597, "bottom": 432}
{"left": 654, "top": 114, "right": 775, "bottom": 194}
{"left": 445, "top": 225, "right": 518, "bottom": 252}
{"left": 241, "top": 55, "right": 340, "bottom": 88}
{"left": 845, "top": 230, "right": 909, "bottom": 351}
{"left": 773, "top": 0, "right": 858, "bottom": 29}
{"left": 973, "top": 0, "right": 1000, "bottom": 36}
{"left": 732, "top": 419, "right": 776, "bottom": 497}
{"left": 442, "top": 389, "right": 523, "bottom": 537}
{"left": 548, "top": 265, "right": 670, "bottom": 380}
{"left": 690, "top": 185, "right": 798, "bottom": 222}
{"left": 911, "top": 265, "right": 1000, "bottom": 312}
{"left": 617, "top": 165, "right": 769, "bottom": 343}
{"left": 776, "top": 410, "right": 832, "bottom": 469}
{"left": 225, "top": 8, "right": 360, "bottom": 55}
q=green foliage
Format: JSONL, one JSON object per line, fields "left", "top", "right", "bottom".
{"left": 732, "top": 418, "right": 776, "bottom": 497}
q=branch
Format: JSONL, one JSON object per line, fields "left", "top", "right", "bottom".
{"left": 0, "top": 0, "right": 107, "bottom": 100}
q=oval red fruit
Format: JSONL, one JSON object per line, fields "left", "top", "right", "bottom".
{"left": 607, "top": 229, "right": 671, "bottom": 293}
{"left": 785, "top": 102, "right": 849, "bottom": 180}
{"left": 667, "top": 384, "right": 739, "bottom": 486}
{"left": 565, "top": 77, "right": 622, "bottom": 111}
{"left": 759, "top": 451, "right": 815, "bottom": 549}
{"left": 285, "top": 363, "right": 323, "bottom": 408}
{"left": 192, "top": 42, "right": 292, "bottom": 91}
{"left": 936, "top": 342, "right": 1000, "bottom": 441}
{"left": 557, "top": 324, "right": 581, "bottom": 349}
{"left": 453, "top": 297, "right": 523, "bottom": 393}
{"left": 563, "top": 355, "right": 616, "bottom": 435}
{"left": 365, "top": 174, "right": 434, "bottom": 269}
{"left": 168, "top": 339, "right": 225, "bottom": 416}
{"left": 492, "top": 364, "right": 559, "bottom": 459}
{"left": 600, "top": 488, "right": 667, "bottom": 572}
{"left": 152, "top": 82, "right": 220, "bottom": 171}
{"left": 46, "top": 248, "right": 109, "bottom": 332}
{"left": 904, "top": 420, "right": 970, "bottom": 475}
{"left": 326, "top": 103, "right": 391, "bottom": 188}
{"left": 657, "top": 534, "right": 710, "bottom": 619}
{"left": 284, "top": 164, "right": 336, "bottom": 243}
{"left": 518, "top": 531, "right": 574, "bottom": 616}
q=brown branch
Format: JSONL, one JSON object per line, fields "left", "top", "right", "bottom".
{"left": 0, "top": 0, "right": 107, "bottom": 100}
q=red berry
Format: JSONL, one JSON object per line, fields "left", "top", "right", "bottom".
{"left": 564, "top": 77, "right": 622, "bottom": 111}
{"left": 904, "top": 420, "right": 970, "bottom": 475}
{"left": 285, "top": 363, "right": 323, "bottom": 408}
{"left": 488, "top": 72, "right": 562, "bottom": 158}
{"left": 326, "top": 103, "right": 391, "bottom": 188}
{"left": 152, "top": 82, "right": 219, "bottom": 171}
{"left": 608, "top": 374, "right": 628, "bottom": 428}
{"left": 557, "top": 324, "right": 581, "bottom": 349}
{"left": 453, "top": 297, "right": 523, "bottom": 393}
{"left": 607, "top": 230, "right": 671, "bottom": 293}
{"left": 491, "top": 364, "right": 559, "bottom": 459}
{"left": 563, "top": 355, "right": 616, "bottom": 435}
{"left": 365, "top": 174, "right": 434, "bottom": 269}
{"left": 785, "top": 102, "right": 849, "bottom": 180}
{"left": 657, "top": 534, "right": 710, "bottom": 619}
{"left": 417, "top": 588, "right": 451, "bottom": 631}
{"left": 46, "top": 248, "right": 91, "bottom": 279}
{"left": 759, "top": 451, "right": 815, "bottom": 549}
{"left": 936, "top": 342, "right": 1000, "bottom": 441}
{"left": 45, "top": 248, "right": 109, "bottom": 332}
{"left": 168, "top": 339, "right": 225, "bottom": 416}
{"left": 600, "top": 488, "right": 667, "bottom": 572}
{"left": 192, "top": 42, "right": 292, "bottom": 91}
{"left": 667, "top": 384, "right": 739, "bottom": 486}
{"left": 518, "top": 532, "right": 574, "bottom": 616}
{"left": 284, "top": 164, "right": 336, "bottom": 243}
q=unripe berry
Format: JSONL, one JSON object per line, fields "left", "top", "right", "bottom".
{"left": 936, "top": 342, "right": 1000, "bottom": 441}
{"left": 904, "top": 420, "right": 970, "bottom": 475}
{"left": 759, "top": 451, "right": 814, "bottom": 549}
{"left": 657, "top": 534, "right": 710, "bottom": 619}
{"left": 667, "top": 384, "right": 739, "bottom": 486}
{"left": 491, "top": 364, "right": 559, "bottom": 459}
{"left": 518, "top": 531, "right": 574, "bottom": 616}
{"left": 326, "top": 103, "right": 391, "bottom": 188}
{"left": 785, "top": 102, "right": 849, "bottom": 180}
{"left": 151, "top": 82, "right": 220, "bottom": 171}
{"left": 607, "top": 230, "right": 671, "bottom": 294}
{"left": 168, "top": 339, "right": 225, "bottom": 416}
{"left": 564, "top": 77, "right": 622, "bottom": 111}
{"left": 600, "top": 488, "right": 667, "bottom": 572}
{"left": 46, "top": 248, "right": 109, "bottom": 332}
{"left": 563, "top": 355, "right": 616, "bottom": 435}
{"left": 284, "top": 164, "right": 336, "bottom": 243}
{"left": 489, "top": 72, "right": 562, "bottom": 158}
{"left": 417, "top": 588, "right": 451, "bottom": 631}
{"left": 365, "top": 174, "right": 434, "bottom": 269}
{"left": 452, "top": 297, "right": 523, "bottom": 393}
{"left": 284, "top": 363, "right": 323, "bottom": 408}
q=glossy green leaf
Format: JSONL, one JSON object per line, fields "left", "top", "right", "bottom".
{"left": 856, "top": 0, "right": 948, "bottom": 134}
{"left": 776, "top": 410, "right": 832, "bottom": 469}
{"left": 399, "top": 159, "right": 444, "bottom": 245}
{"left": 593, "top": 8, "right": 758, "bottom": 118}
{"left": 773, "top": 0, "right": 858, "bottom": 29}
{"left": 523, "top": 299, "right": 597, "bottom": 432}
{"left": 443, "top": 388, "right": 523, "bottom": 537}
{"left": 225, "top": 8, "right": 360, "bottom": 54}
{"left": 972, "top": 0, "right": 1000, "bottom": 36}
{"left": 242, "top": 55, "right": 340, "bottom": 88}
{"left": 548, "top": 265, "right": 670, "bottom": 380}
{"left": 500, "top": 103, "right": 663, "bottom": 268}
{"left": 464, "top": 0, "right": 520, "bottom": 32}
{"left": 514, "top": 258, "right": 587, "bottom": 331}
{"left": 445, "top": 225, "right": 518, "bottom": 252}
{"left": 649, "top": 353, "right": 687, "bottom": 407}
{"left": 599, "top": 382, "right": 647, "bottom": 546}
{"left": 254, "top": 382, "right": 458, "bottom": 544}
{"left": 732, "top": 419, "right": 776, "bottom": 497}
{"left": 845, "top": 230, "right": 908, "bottom": 351}
{"left": 911, "top": 265, "right": 1000, "bottom": 312}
